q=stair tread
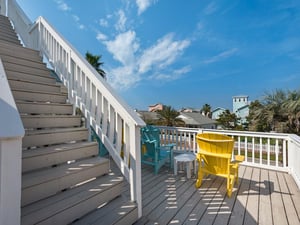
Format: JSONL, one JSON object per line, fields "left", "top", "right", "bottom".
{"left": 21, "top": 172, "right": 123, "bottom": 225}
{"left": 1, "top": 54, "right": 46, "bottom": 68}
{"left": 9, "top": 77, "right": 63, "bottom": 88}
{"left": 22, "top": 141, "right": 97, "bottom": 158}
{"left": 73, "top": 195, "right": 137, "bottom": 225}
{"left": 9, "top": 79, "right": 64, "bottom": 94}
{"left": 16, "top": 100, "right": 72, "bottom": 106}
{"left": 0, "top": 40, "right": 40, "bottom": 56}
{"left": 21, "top": 114, "right": 81, "bottom": 119}
{"left": 25, "top": 127, "right": 87, "bottom": 135}
{"left": 12, "top": 88, "right": 67, "bottom": 96}
{"left": 22, "top": 157, "right": 108, "bottom": 189}
{"left": 5, "top": 70, "right": 57, "bottom": 84}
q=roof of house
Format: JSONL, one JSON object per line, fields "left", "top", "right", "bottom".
{"left": 178, "top": 112, "right": 217, "bottom": 125}
{"left": 212, "top": 107, "right": 226, "bottom": 113}
{"left": 136, "top": 111, "right": 160, "bottom": 121}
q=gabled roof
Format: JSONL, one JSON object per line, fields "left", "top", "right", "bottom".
{"left": 178, "top": 112, "right": 217, "bottom": 125}
{"left": 212, "top": 107, "right": 226, "bottom": 113}
{"left": 136, "top": 111, "right": 159, "bottom": 121}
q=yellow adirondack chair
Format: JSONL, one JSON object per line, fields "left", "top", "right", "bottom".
{"left": 195, "top": 133, "right": 244, "bottom": 197}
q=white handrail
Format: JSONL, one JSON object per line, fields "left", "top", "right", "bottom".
{"left": 156, "top": 126, "right": 299, "bottom": 181}
{"left": 5, "top": 0, "right": 145, "bottom": 218}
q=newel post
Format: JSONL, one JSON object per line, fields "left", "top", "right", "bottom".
{"left": 0, "top": 59, "right": 24, "bottom": 225}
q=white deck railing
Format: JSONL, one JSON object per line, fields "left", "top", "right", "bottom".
{"left": 157, "top": 126, "right": 300, "bottom": 189}
{"left": 4, "top": 0, "right": 145, "bottom": 218}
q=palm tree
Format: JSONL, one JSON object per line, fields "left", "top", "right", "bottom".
{"left": 262, "top": 89, "right": 288, "bottom": 132}
{"left": 216, "top": 109, "right": 241, "bottom": 130}
{"left": 85, "top": 51, "right": 106, "bottom": 78}
{"left": 283, "top": 90, "right": 300, "bottom": 133}
{"left": 201, "top": 103, "right": 211, "bottom": 118}
{"left": 157, "top": 105, "right": 184, "bottom": 127}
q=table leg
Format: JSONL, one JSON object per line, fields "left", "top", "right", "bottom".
{"left": 174, "top": 159, "right": 177, "bottom": 175}
{"left": 186, "top": 162, "right": 191, "bottom": 179}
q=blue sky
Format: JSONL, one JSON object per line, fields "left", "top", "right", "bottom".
{"left": 17, "top": 0, "right": 300, "bottom": 111}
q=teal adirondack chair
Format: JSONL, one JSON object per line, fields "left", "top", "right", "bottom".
{"left": 141, "top": 125, "right": 174, "bottom": 174}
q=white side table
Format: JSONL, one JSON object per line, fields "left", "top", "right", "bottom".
{"left": 174, "top": 153, "right": 196, "bottom": 179}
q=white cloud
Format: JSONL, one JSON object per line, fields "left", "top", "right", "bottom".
{"left": 203, "top": 48, "right": 238, "bottom": 64}
{"left": 55, "top": 0, "right": 71, "bottom": 11}
{"left": 115, "top": 9, "right": 127, "bottom": 31}
{"left": 149, "top": 66, "right": 191, "bottom": 81}
{"left": 104, "top": 30, "right": 139, "bottom": 66}
{"left": 138, "top": 33, "right": 190, "bottom": 73}
{"left": 72, "top": 15, "right": 79, "bottom": 22}
{"left": 96, "top": 32, "right": 108, "bottom": 41}
{"left": 72, "top": 14, "right": 85, "bottom": 30}
{"left": 99, "top": 18, "right": 109, "bottom": 27}
{"left": 136, "top": 0, "right": 156, "bottom": 15}
{"left": 107, "top": 66, "right": 140, "bottom": 90}
{"left": 204, "top": 2, "right": 217, "bottom": 15}
{"left": 174, "top": 66, "right": 191, "bottom": 75}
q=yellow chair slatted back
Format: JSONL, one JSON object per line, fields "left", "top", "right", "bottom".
{"left": 197, "top": 133, "right": 233, "bottom": 175}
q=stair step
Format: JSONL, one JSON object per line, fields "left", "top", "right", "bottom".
{"left": 0, "top": 16, "right": 12, "bottom": 26}
{"left": 16, "top": 101, "right": 73, "bottom": 115}
{"left": 0, "top": 22, "right": 16, "bottom": 31}
{"left": 9, "top": 79, "right": 63, "bottom": 94}
{"left": 0, "top": 40, "right": 40, "bottom": 58}
{"left": 12, "top": 89, "right": 67, "bottom": 103}
{"left": 23, "top": 127, "right": 89, "bottom": 148}
{"left": 22, "top": 141, "right": 99, "bottom": 172}
{"left": 21, "top": 114, "right": 82, "bottom": 129}
{"left": 21, "top": 157, "right": 110, "bottom": 206}
{"left": 3, "top": 61, "right": 50, "bottom": 76}
{"left": 0, "top": 54, "right": 47, "bottom": 70}
{"left": 73, "top": 196, "right": 138, "bottom": 225}
{"left": 21, "top": 172, "right": 123, "bottom": 225}
{"left": 0, "top": 34, "right": 20, "bottom": 45}
{"left": 0, "top": 28, "right": 19, "bottom": 41}
{"left": 5, "top": 69, "right": 57, "bottom": 84}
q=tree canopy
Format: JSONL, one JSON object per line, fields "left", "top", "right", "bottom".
{"left": 85, "top": 51, "right": 106, "bottom": 78}
{"left": 247, "top": 89, "right": 300, "bottom": 134}
{"left": 156, "top": 105, "right": 184, "bottom": 127}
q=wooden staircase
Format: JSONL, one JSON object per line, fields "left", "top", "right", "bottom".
{"left": 0, "top": 15, "right": 138, "bottom": 225}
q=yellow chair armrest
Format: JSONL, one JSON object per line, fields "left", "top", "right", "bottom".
{"left": 198, "top": 150, "right": 231, "bottom": 159}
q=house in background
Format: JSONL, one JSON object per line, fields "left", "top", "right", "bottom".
{"left": 148, "top": 103, "right": 163, "bottom": 112}
{"left": 233, "top": 95, "right": 250, "bottom": 124}
{"left": 177, "top": 112, "right": 217, "bottom": 129}
{"left": 136, "top": 111, "right": 160, "bottom": 124}
{"left": 211, "top": 107, "right": 226, "bottom": 120}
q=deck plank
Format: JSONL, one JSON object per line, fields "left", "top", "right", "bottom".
{"left": 227, "top": 166, "right": 251, "bottom": 225}
{"left": 277, "top": 171, "right": 300, "bottom": 225}
{"left": 269, "top": 170, "right": 289, "bottom": 225}
{"left": 243, "top": 167, "right": 259, "bottom": 225}
{"left": 214, "top": 165, "right": 246, "bottom": 225}
{"left": 121, "top": 163, "right": 300, "bottom": 225}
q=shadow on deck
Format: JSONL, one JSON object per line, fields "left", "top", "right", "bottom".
{"left": 111, "top": 159, "right": 300, "bottom": 225}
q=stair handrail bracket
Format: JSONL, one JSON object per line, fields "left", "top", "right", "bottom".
{"left": 0, "top": 58, "right": 24, "bottom": 225}
{"left": 3, "top": 0, "right": 145, "bottom": 218}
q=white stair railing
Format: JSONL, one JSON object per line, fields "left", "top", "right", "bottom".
{"left": 4, "top": 0, "right": 145, "bottom": 218}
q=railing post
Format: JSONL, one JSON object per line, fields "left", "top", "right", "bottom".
{"left": 129, "top": 125, "right": 142, "bottom": 218}
{"left": 0, "top": 138, "right": 22, "bottom": 225}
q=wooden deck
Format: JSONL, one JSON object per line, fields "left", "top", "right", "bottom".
{"left": 112, "top": 160, "right": 300, "bottom": 225}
